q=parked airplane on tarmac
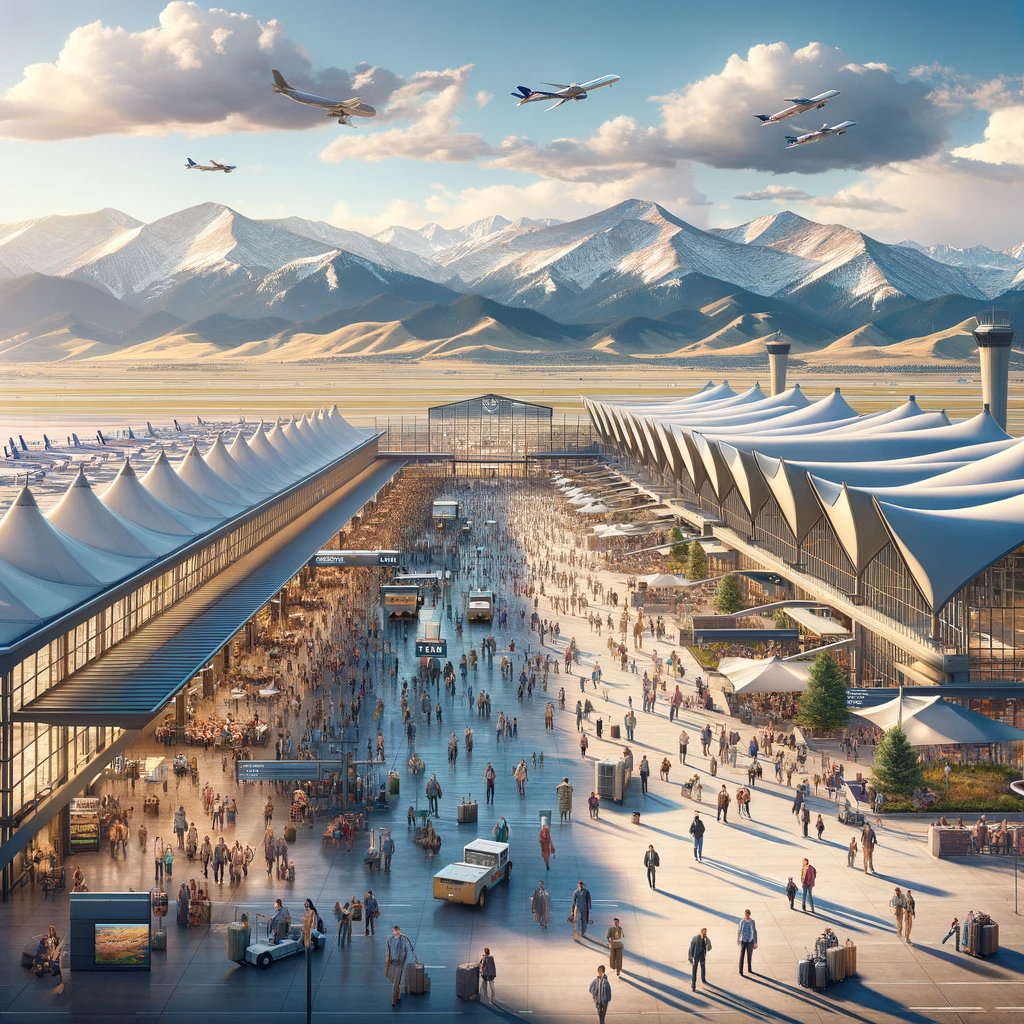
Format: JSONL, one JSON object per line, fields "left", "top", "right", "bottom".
{"left": 185, "top": 158, "right": 236, "bottom": 173}
{"left": 271, "top": 70, "right": 376, "bottom": 126}
{"left": 512, "top": 75, "right": 620, "bottom": 110}
{"left": 753, "top": 90, "right": 840, "bottom": 125}
{"left": 785, "top": 121, "right": 856, "bottom": 148}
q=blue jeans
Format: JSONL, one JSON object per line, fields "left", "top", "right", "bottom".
{"left": 802, "top": 885, "right": 814, "bottom": 912}
{"left": 693, "top": 836, "right": 703, "bottom": 861}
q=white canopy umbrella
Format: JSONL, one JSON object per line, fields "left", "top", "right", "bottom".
{"left": 853, "top": 692, "right": 1024, "bottom": 745}
{"left": 718, "top": 656, "right": 811, "bottom": 694}
{"left": 639, "top": 572, "right": 689, "bottom": 588}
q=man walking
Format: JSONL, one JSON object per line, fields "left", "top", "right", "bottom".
{"left": 485, "top": 763, "right": 496, "bottom": 804}
{"left": 572, "top": 880, "right": 592, "bottom": 940}
{"left": 425, "top": 774, "right": 442, "bottom": 817}
{"left": 701, "top": 725, "right": 712, "bottom": 757}
{"left": 904, "top": 890, "right": 916, "bottom": 945}
{"left": 644, "top": 845, "right": 660, "bottom": 889}
{"left": 737, "top": 909, "right": 758, "bottom": 976}
{"left": 799, "top": 859, "right": 816, "bottom": 913}
{"left": 801, "top": 804, "right": 810, "bottom": 838}
{"left": 213, "top": 837, "right": 228, "bottom": 885}
{"left": 384, "top": 924, "right": 415, "bottom": 1007}
{"left": 625, "top": 710, "right": 636, "bottom": 741}
{"left": 606, "top": 918, "right": 624, "bottom": 977}
{"left": 890, "top": 886, "right": 906, "bottom": 939}
{"left": 381, "top": 830, "right": 395, "bottom": 873}
{"left": 861, "top": 822, "right": 876, "bottom": 873}
{"left": 589, "top": 964, "right": 612, "bottom": 1024}
{"left": 364, "top": 889, "right": 379, "bottom": 936}
{"left": 689, "top": 811, "right": 705, "bottom": 863}
{"left": 717, "top": 785, "right": 730, "bottom": 823}
{"left": 688, "top": 928, "right": 712, "bottom": 991}
{"left": 679, "top": 729, "right": 689, "bottom": 765}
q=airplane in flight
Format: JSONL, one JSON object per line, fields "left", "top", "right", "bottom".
{"left": 785, "top": 121, "right": 856, "bottom": 148}
{"left": 185, "top": 158, "right": 236, "bottom": 173}
{"left": 753, "top": 90, "right": 840, "bottom": 125}
{"left": 511, "top": 75, "right": 620, "bottom": 110}
{"left": 271, "top": 69, "right": 376, "bottom": 126}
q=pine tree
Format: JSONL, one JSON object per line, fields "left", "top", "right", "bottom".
{"left": 871, "top": 725, "right": 924, "bottom": 797}
{"left": 795, "top": 652, "right": 849, "bottom": 734}
{"left": 686, "top": 539, "right": 708, "bottom": 581}
{"left": 712, "top": 573, "right": 744, "bottom": 614}
{"left": 773, "top": 609, "right": 790, "bottom": 629}
{"left": 669, "top": 525, "right": 689, "bottom": 562}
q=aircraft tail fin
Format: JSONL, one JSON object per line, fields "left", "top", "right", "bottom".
{"left": 784, "top": 136, "right": 798, "bottom": 145}
{"left": 513, "top": 85, "right": 533, "bottom": 98}
{"left": 752, "top": 114, "right": 770, "bottom": 122}
{"left": 186, "top": 157, "right": 197, "bottom": 166}
{"left": 272, "top": 69, "right": 290, "bottom": 90}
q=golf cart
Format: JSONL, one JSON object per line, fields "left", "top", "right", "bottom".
{"left": 227, "top": 905, "right": 324, "bottom": 970}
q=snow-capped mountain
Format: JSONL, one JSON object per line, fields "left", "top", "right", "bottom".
{"left": 0, "top": 208, "right": 142, "bottom": 280}
{"left": 260, "top": 216, "right": 460, "bottom": 287}
{"left": 374, "top": 215, "right": 561, "bottom": 264}
{"left": 896, "top": 238, "right": 1024, "bottom": 295}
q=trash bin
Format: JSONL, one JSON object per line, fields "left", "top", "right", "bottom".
{"left": 632, "top": 812, "right": 641, "bottom": 825}
{"left": 610, "top": 724, "right": 621, "bottom": 739}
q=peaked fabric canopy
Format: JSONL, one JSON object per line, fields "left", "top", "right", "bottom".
{"left": 717, "top": 656, "right": 811, "bottom": 694}
{"left": 853, "top": 693, "right": 1024, "bottom": 745}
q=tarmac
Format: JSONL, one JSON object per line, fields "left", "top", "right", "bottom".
{"left": 2, "top": 482, "right": 1022, "bottom": 1024}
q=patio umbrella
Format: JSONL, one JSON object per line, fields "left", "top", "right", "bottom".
{"left": 853, "top": 692, "right": 1024, "bottom": 745}
{"left": 717, "top": 656, "right": 811, "bottom": 694}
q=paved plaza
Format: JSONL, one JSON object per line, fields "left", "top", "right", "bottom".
{"left": 2, "top": 479, "right": 1021, "bottom": 1024}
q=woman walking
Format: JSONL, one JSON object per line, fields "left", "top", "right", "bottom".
{"left": 539, "top": 823, "right": 555, "bottom": 869}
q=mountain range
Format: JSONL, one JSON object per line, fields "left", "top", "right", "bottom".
{"left": 0, "top": 199, "right": 1021, "bottom": 363}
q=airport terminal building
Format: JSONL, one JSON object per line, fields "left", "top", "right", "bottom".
{"left": 583, "top": 314, "right": 1024, "bottom": 723}
{"left": 0, "top": 408, "right": 399, "bottom": 894}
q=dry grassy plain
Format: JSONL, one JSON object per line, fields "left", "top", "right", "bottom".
{"left": 6, "top": 361, "right": 1024, "bottom": 436}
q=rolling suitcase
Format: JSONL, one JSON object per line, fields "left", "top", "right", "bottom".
{"left": 227, "top": 921, "right": 250, "bottom": 962}
{"left": 826, "top": 946, "right": 846, "bottom": 983}
{"left": 814, "top": 959, "right": 828, "bottom": 990}
{"left": 403, "top": 959, "right": 428, "bottom": 995}
{"left": 285, "top": 823, "right": 297, "bottom": 842}
{"left": 457, "top": 799, "right": 478, "bottom": 824}
{"left": 456, "top": 961, "right": 480, "bottom": 1000}
{"left": 351, "top": 900, "right": 363, "bottom": 922}
{"left": 844, "top": 938, "right": 857, "bottom": 977}
{"left": 980, "top": 923, "right": 999, "bottom": 957}
{"left": 151, "top": 929, "right": 167, "bottom": 951}
{"left": 797, "top": 956, "right": 814, "bottom": 989}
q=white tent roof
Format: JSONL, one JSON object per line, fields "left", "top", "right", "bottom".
{"left": 142, "top": 450, "right": 227, "bottom": 520}
{"left": 101, "top": 459, "right": 200, "bottom": 536}
{"left": 204, "top": 435, "right": 271, "bottom": 499}
{"left": 247, "top": 422, "right": 298, "bottom": 481}
{"left": 176, "top": 442, "right": 249, "bottom": 512}
{"left": 718, "top": 656, "right": 811, "bottom": 694}
{"left": 639, "top": 572, "right": 688, "bottom": 587}
{"left": 853, "top": 692, "right": 1024, "bottom": 745}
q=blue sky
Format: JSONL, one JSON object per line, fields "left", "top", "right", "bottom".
{"left": 1, "top": 0, "right": 1023, "bottom": 245}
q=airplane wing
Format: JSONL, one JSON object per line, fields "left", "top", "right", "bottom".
{"left": 546, "top": 98, "right": 570, "bottom": 111}
{"left": 784, "top": 98, "right": 811, "bottom": 104}
{"left": 328, "top": 98, "right": 376, "bottom": 118}
{"left": 210, "top": 160, "right": 226, "bottom": 169}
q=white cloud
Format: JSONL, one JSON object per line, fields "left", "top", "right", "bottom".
{"left": 951, "top": 105, "right": 1024, "bottom": 165}
{"left": 320, "top": 65, "right": 491, "bottom": 164}
{"left": 811, "top": 187, "right": 904, "bottom": 214}
{"left": 736, "top": 185, "right": 814, "bottom": 201}
{"left": 0, "top": 2, "right": 416, "bottom": 140}
{"left": 655, "top": 41, "right": 950, "bottom": 172}
{"left": 475, "top": 91, "right": 494, "bottom": 109}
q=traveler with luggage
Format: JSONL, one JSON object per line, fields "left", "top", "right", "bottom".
{"left": 384, "top": 925, "right": 415, "bottom": 1006}
{"left": 606, "top": 918, "right": 625, "bottom": 976}
{"left": 571, "top": 881, "right": 593, "bottom": 940}
{"left": 425, "top": 775, "right": 442, "bottom": 817}
{"left": 478, "top": 947, "right": 497, "bottom": 1003}
{"left": 334, "top": 900, "right": 352, "bottom": 947}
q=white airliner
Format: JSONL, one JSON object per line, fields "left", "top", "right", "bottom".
{"left": 271, "top": 69, "right": 376, "bottom": 126}
{"left": 511, "top": 75, "right": 620, "bottom": 111}
{"left": 785, "top": 121, "right": 856, "bottom": 148}
{"left": 185, "top": 158, "right": 236, "bottom": 173}
{"left": 753, "top": 90, "right": 840, "bottom": 125}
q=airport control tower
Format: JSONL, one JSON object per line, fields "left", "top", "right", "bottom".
{"left": 765, "top": 335, "right": 791, "bottom": 397}
{"left": 973, "top": 310, "right": 1015, "bottom": 431}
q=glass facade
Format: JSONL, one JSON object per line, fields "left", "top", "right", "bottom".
{"left": 428, "top": 395, "right": 553, "bottom": 462}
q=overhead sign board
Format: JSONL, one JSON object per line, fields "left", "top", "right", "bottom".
{"left": 432, "top": 501, "right": 459, "bottom": 519}
{"left": 311, "top": 550, "right": 400, "bottom": 567}
{"left": 416, "top": 640, "right": 448, "bottom": 658}
{"left": 844, "top": 688, "right": 897, "bottom": 709}
{"left": 236, "top": 760, "right": 345, "bottom": 783}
